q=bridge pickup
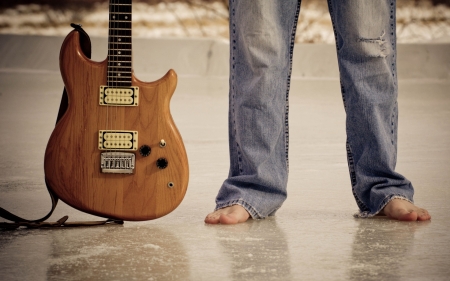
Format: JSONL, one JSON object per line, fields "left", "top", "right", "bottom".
{"left": 101, "top": 152, "right": 135, "bottom": 174}
{"left": 99, "top": 130, "right": 138, "bottom": 151}
{"left": 100, "top": 86, "right": 139, "bottom": 106}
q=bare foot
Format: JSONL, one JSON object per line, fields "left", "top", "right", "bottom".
{"left": 382, "top": 199, "right": 431, "bottom": 221}
{"left": 204, "top": 205, "right": 251, "bottom": 224}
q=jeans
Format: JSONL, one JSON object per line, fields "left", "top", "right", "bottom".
{"left": 214, "top": 0, "right": 414, "bottom": 218}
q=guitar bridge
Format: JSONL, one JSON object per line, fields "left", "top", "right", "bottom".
{"left": 101, "top": 152, "right": 135, "bottom": 174}
{"left": 99, "top": 86, "right": 139, "bottom": 106}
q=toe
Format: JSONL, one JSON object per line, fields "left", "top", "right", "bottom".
{"left": 417, "top": 209, "right": 431, "bottom": 221}
{"left": 204, "top": 213, "right": 221, "bottom": 224}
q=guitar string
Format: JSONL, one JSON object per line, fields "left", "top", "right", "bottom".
{"left": 112, "top": 0, "right": 116, "bottom": 159}
{"left": 105, "top": 0, "right": 110, "bottom": 160}
{"left": 106, "top": 0, "right": 113, "bottom": 159}
{"left": 112, "top": 0, "right": 117, "bottom": 156}
{"left": 106, "top": 0, "right": 131, "bottom": 166}
{"left": 111, "top": 0, "right": 119, "bottom": 159}
{"left": 107, "top": 0, "right": 116, "bottom": 160}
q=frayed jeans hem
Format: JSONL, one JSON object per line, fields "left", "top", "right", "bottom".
{"left": 353, "top": 195, "right": 414, "bottom": 218}
{"left": 215, "top": 199, "right": 264, "bottom": 219}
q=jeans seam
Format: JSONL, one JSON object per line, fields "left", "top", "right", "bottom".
{"left": 391, "top": 101, "right": 398, "bottom": 148}
{"left": 390, "top": 0, "right": 398, "bottom": 162}
{"left": 390, "top": 0, "right": 397, "bottom": 84}
{"left": 284, "top": 1, "right": 301, "bottom": 172}
{"left": 229, "top": 0, "right": 243, "bottom": 175}
{"left": 347, "top": 141, "right": 371, "bottom": 213}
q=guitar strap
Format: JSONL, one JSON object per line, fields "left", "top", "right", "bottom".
{"left": 0, "top": 24, "right": 124, "bottom": 229}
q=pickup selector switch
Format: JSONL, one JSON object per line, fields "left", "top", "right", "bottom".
{"left": 139, "top": 145, "right": 151, "bottom": 157}
{"left": 156, "top": 158, "right": 168, "bottom": 169}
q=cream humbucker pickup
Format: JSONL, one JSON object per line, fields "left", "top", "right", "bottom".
{"left": 98, "top": 130, "right": 138, "bottom": 150}
{"left": 99, "top": 86, "right": 139, "bottom": 106}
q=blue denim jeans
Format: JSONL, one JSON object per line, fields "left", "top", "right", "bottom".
{"left": 214, "top": 0, "right": 414, "bottom": 218}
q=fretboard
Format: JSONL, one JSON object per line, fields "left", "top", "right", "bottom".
{"left": 107, "top": 0, "right": 132, "bottom": 87}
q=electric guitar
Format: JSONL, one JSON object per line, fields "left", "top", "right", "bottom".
{"left": 44, "top": 0, "right": 189, "bottom": 221}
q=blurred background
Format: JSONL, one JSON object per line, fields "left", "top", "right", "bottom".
{"left": 0, "top": 0, "right": 449, "bottom": 43}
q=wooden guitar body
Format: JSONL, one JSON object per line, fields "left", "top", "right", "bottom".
{"left": 44, "top": 31, "right": 189, "bottom": 221}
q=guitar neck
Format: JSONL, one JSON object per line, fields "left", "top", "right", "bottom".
{"left": 107, "top": 0, "right": 132, "bottom": 87}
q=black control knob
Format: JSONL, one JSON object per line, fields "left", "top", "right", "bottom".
{"left": 156, "top": 158, "right": 168, "bottom": 169}
{"left": 139, "top": 145, "right": 151, "bottom": 157}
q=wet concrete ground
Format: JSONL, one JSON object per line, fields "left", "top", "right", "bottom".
{"left": 0, "top": 35, "right": 449, "bottom": 280}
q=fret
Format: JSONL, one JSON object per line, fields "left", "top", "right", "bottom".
{"left": 108, "top": 67, "right": 132, "bottom": 71}
{"left": 108, "top": 35, "right": 132, "bottom": 40}
{"left": 108, "top": 57, "right": 132, "bottom": 60}
{"left": 105, "top": 83, "right": 132, "bottom": 87}
{"left": 108, "top": 62, "right": 131, "bottom": 66}
{"left": 108, "top": 66, "right": 132, "bottom": 69}
{"left": 108, "top": 48, "right": 132, "bottom": 52}
{"left": 107, "top": 74, "right": 132, "bottom": 77}
{"left": 108, "top": 39, "right": 132, "bottom": 43}
{"left": 109, "top": 28, "right": 131, "bottom": 32}
{"left": 107, "top": 74, "right": 132, "bottom": 78}
{"left": 108, "top": 65, "right": 132, "bottom": 68}
{"left": 109, "top": 38, "right": 131, "bottom": 41}
{"left": 108, "top": 58, "right": 132, "bottom": 62}
{"left": 110, "top": 27, "right": 131, "bottom": 31}
{"left": 109, "top": 12, "right": 132, "bottom": 16}
{"left": 109, "top": 55, "right": 132, "bottom": 58}
{"left": 109, "top": 30, "right": 131, "bottom": 37}
{"left": 108, "top": 63, "right": 132, "bottom": 67}
{"left": 107, "top": 48, "right": 130, "bottom": 51}
{"left": 107, "top": 72, "right": 132, "bottom": 75}
{"left": 109, "top": 20, "right": 131, "bottom": 25}
{"left": 108, "top": 61, "right": 132, "bottom": 64}
{"left": 106, "top": 79, "right": 132, "bottom": 82}
{"left": 109, "top": 49, "right": 132, "bottom": 52}
{"left": 107, "top": 76, "right": 133, "bottom": 80}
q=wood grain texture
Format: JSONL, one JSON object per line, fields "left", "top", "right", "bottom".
{"left": 44, "top": 31, "right": 189, "bottom": 221}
